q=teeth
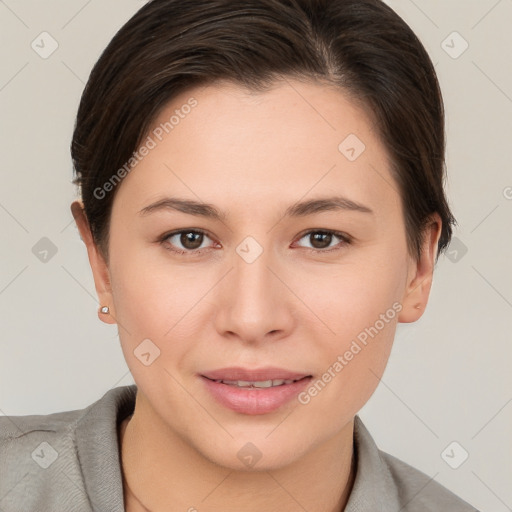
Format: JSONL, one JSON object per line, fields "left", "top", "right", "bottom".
{"left": 215, "top": 378, "right": 297, "bottom": 388}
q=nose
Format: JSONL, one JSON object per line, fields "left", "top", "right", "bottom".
{"left": 213, "top": 239, "right": 296, "bottom": 345}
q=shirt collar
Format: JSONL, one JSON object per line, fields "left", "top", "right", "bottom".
{"left": 75, "top": 384, "right": 136, "bottom": 511}
{"left": 345, "top": 415, "right": 401, "bottom": 511}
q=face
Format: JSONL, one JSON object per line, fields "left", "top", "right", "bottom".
{"left": 74, "top": 79, "right": 440, "bottom": 471}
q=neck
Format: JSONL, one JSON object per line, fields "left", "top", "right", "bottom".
{"left": 119, "top": 394, "right": 356, "bottom": 512}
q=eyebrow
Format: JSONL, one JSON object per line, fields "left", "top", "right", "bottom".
{"left": 138, "top": 195, "right": 374, "bottom": 220}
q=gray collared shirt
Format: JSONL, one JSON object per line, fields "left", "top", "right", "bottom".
{"left": 0, "top": 385, "right": 478, "bottom": 511}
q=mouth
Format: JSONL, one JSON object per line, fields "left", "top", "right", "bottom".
{"left": 201, "top": 366, "right": 311, "bottom": 382}
{"left": 199, "top": 367, "right": 313, "bottom": 415}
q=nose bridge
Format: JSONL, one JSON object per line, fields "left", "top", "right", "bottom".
{"left": 217, "top": 234, "right": 293, "bottom": 341}
{"left": 233, "top": 235, "right": 277, "bottom": 314}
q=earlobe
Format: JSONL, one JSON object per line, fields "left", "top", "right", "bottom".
{"left": 70, "top": 200, "right": 117, "bottom": 325}
{"left": 97, "top": 304, "right": 117, "bottom": 325}
{"left": 398, "top": 214, "right": 442, "bottom": 324}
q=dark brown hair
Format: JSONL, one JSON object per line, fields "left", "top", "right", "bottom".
{"left": 71, "top": 0, "right": 455, "bottom": 262}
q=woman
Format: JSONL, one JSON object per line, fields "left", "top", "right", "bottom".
{"left": 0, "top": 0, "right": 479, "bottom": 510}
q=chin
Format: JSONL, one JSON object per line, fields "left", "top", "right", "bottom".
{"left": 195, "top": 434, "right": 308, "bottom": 472}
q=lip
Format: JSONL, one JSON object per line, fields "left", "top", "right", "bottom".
{"left": 200, "top": 367, "right": 312, "bottom": 415}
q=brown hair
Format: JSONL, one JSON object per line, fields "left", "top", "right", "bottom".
{"left": 71, "top": 0, "right": 455, "bottom": 262}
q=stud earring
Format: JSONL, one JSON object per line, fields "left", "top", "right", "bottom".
{"left": 100, "top": 306, "right": 110, "bottom": 314}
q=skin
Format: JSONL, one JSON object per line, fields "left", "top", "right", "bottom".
{"left": 71, "top": 78, "right": 441, "bottom": 512}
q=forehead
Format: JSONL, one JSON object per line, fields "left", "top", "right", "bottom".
{"left": 112, "top": 79, "right": 401, "bottom": 220}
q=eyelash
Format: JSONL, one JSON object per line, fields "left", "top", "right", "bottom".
{"left": 158, "top": 228, "right": 352, "bottom": 257}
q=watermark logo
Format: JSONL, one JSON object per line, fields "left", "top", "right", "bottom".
{"left": 31, "top": 441, "right": 59, "bottom": 469}
{"left": 32, "top": 237, "right": 58, "bottom": 263}
{"left": 31, "top": 32, "right": 59, "bottom": 59}
{"left": 237, "top": 442, "right": 263, "bottom": 468}
{"left": 445, "top": 237, "right": 468, "bottom": 263}
{"left": 134, "top": 338, "right": 161, "bottom": 366}
{"left": 236, "top": 236, "right": 264, "bottom": 264}
{"left": 441, "top": 441, "right": 469, "bottom": 469}
{"left": 441, "top": 31, "right": 469, "bottom": 59}
{"left": 338, "top": 134, "right": 366, "bottom": 162}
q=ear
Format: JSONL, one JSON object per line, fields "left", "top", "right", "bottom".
{"left": 398, "top": 213, "right": 442, "bottom": 323}
{"left": 71, "top": 200, "right": 117, "bottom": 325}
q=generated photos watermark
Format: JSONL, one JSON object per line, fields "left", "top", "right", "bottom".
{"left": 93, "top": 97, "right": 198, "bottom": 200}
{"left": 298, "top": 301, "right": 403, "bottom": 405}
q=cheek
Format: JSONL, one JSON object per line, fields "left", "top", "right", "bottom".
{"left": 297, "top": 305, "right": 398, "bottom": 438}
{"left": 109, "top": 248, "right": 211, "bottom": 378}
{"left": 291, "top": 251, "right": 406, "bottom": 342}
{"left": 290, "top": 253, "right": 406, "bottom": 424}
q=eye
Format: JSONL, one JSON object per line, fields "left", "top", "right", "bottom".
{"left": 159, "top": 229, "right": 217, "bottom": 256}
{"left": 294, "top": 230, "right": 351, "bottom": 253}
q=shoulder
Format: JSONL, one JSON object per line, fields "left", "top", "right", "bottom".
{"left": 0, "top": 402, "right": 94, "bottom": 511}
{"left": 0, "top": 385, "right": 136, "bottom": 512}
{"left": 378, "top": 449, "right": 479, "bottom": 511}
{"left": 0, "top": 404, "right": 85, "bottom": 442}
{"left": 350, "top": 416, "right": 479, "bottom": 512}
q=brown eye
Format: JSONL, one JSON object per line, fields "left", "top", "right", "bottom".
{"left": 295, "top": 230, "right": 351, "bottom": 252}
{"left": 309, "top": 232, "right": 333, "bottom": 249}
{"left": 179, "top": 231, "right": 204, "bottom": 250}
{"left": 161, "top": 229, "right": 215, "bottom": 255}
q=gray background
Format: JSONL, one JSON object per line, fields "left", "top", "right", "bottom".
{"left": 0, "top": 1, "right": 511, "bottom": 510}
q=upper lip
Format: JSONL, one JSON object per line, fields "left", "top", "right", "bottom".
{"left": 201, "top": 367, "right": 311, "bottom": 382}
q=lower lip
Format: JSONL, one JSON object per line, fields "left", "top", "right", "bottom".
{"left": 200, "top": 376, "right": 312, "bottom": 415}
